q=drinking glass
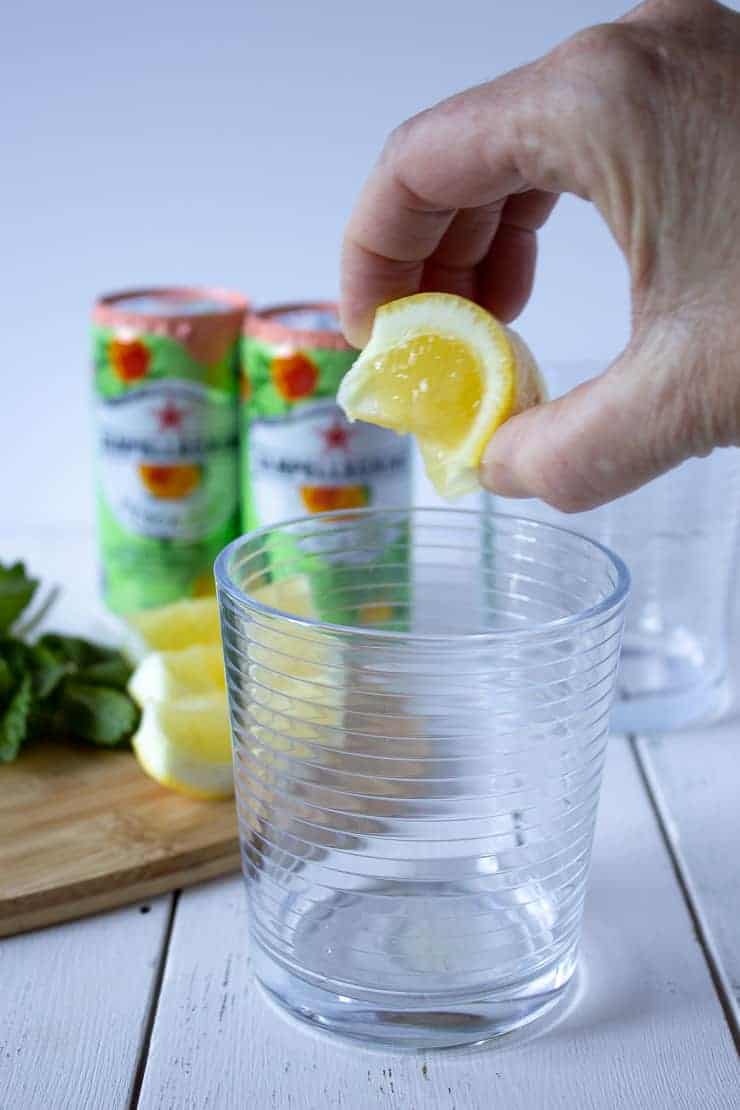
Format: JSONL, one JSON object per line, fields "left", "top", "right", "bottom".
{"left": 488, "top": 363, "right": 740, "bottom": 732}
{"left": 215, "top": 508, "right": 629, "bottom": 1048}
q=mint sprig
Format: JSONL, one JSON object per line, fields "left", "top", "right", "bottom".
{"left": 0, "top": 562, "right": 139, "bottom": 762}
{"left": 0, "top": 563, "right": 38, "bottom": 634}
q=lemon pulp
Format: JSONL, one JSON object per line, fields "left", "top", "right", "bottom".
{"left": 367, "top": 335, "right": 483, "bottom": 448}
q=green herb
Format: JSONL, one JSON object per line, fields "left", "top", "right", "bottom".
{"left": 0, "top": 563, "right": 38, "bottom": 633}
{"left": 0, "top": 561, "right": 139, "bottom": 762}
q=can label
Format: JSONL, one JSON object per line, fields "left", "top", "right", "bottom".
{"left": 240, "top": 322, "right": 412, "bottom": 629}
{"left": 240, "top": 334, "right": 411, "bottom": 531}
{"left": 247, "top": 400, "right": 408, "bottom": 523}
{"left": 93, "top": 324, "right": 241, "bottom": 612}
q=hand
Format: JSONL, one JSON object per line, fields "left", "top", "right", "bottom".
{"left": 340, "top": 0, "right": 740, "bottom": 510}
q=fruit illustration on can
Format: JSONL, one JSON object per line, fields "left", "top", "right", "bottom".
{"left": 108, "top": 337, "right": 151, "bottom": 383}
{"left": 299, "top": 484, "right": 368, "bottom": 513}
{"left": 137, "top": 463, "right": 202, "bottom": 500}
{"left": 271, "top": 352, "right": 319, "bottom": 401}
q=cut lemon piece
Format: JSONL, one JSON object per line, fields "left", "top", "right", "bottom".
{"left": 125, "top": 598, "right": 221, "bottom": 660}
{"left": 252, "top": 575, "right": 316, "bottom": 619}
{"left": 129, "top": 643, "right": 226, "bottom": 706}
{"left": 128, "top": 640, "right": 232, "bottom": 799}
{"left": 127, "top": 575, "right": 336, "bottom": 799}
{"left": 337, "top": 292, "right": 545, "bottom": 499}
{"left": 131, "top": 695, "right": 233, "bottom": 800}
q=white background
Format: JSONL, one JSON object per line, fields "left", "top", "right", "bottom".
{"left": 2, "top": 0, "right": 736, "bottom": 529}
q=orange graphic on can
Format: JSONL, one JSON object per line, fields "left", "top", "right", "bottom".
{"left": 138, "top": 463, "right": 201, "bottom": 500}
{"left": 109, "top": 338, "right": 151, "bottom": 382}
{"left": 271, "top": 353, "right": 319, "bottom": 401}
{"left": 299, "top": 485, "right": 369, "bottom": 513}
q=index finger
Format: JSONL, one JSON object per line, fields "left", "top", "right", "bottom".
{"left": 340, "top": 75, "right": 534, "bottom": 346}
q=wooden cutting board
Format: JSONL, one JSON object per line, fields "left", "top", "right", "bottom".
{"left": 0, "top": 740, "right": 240, "bottom": 938}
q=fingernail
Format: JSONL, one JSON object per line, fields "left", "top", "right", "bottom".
{"left": 479, "top": 450, "right": 532, "bottom": 499}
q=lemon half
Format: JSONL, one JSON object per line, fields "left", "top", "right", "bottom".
{"left": 337, "top": 292, "right": 545, "bottom": 499}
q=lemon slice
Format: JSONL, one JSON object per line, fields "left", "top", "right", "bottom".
{"left": 126, "top": 598, "right": 221, "bottom": 660}
{"left": 127, "top": 576, "right": 341, "bottom": 799}
{"left": 252, "top": 575, "right": 316, "bottom": 619}
{"left": 248, "top": 577, "right": 344, "bottom": 759}
{"left": 337, "top": 292, "right": 545, "bottom": 499}
{"left": 128, "top": 643, "right": 226, "bottom": 705}
{"left": 132, "top": 695, "right": 233, "bottom": 800}
{"left": 127, "top": 641, "right": 232, "bottom": 799}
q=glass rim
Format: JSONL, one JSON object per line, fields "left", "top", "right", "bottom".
{"left": 214, "top": 506, "right": 630, "bottom": 644}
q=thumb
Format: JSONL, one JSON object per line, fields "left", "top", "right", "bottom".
{"left": 480, "top": 342, "right": 696, "bottom": 512}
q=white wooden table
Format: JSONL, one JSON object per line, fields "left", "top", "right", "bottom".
{"left": 2, "top": 527, "right": 739, "bottom": 1109}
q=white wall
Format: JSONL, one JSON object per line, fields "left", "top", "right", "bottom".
{"left": 0, "top": 0, "right": 715, "bottom": 528}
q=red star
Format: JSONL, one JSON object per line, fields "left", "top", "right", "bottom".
{"left": 155, "top": 401, "right": 184, "bottom": 430}
{"left": 320, "top": 419, "right": 352, "bottom": 451}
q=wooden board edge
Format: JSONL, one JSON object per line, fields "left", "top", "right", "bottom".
{"left": 0, "top": 849, "right": 242, "bottom": 940}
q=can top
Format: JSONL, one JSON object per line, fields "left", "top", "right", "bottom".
{"left": 93, "top": 286, "right": 249, "bottom": 330}
{"left": 246, "top": 302, "right": 354, "bottom": 352}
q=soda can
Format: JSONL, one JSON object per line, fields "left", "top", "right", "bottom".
{"left": 240, "top": 302, "right": 410, "bottom": 529}
{"left": 240, "top": 303, "right": 412, "bottom": 627}
{"left": 92, "top": 287, "right": 248, "bottom": 612}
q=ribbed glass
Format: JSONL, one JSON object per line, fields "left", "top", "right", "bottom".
{"left": 216, "top": 508, "right": 629, "bottom": 1047}
{"left": 489, "top": 447, "right": 740, "bottom": 731}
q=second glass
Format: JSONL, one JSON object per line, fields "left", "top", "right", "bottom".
{"left": 216, "top": 508, "right": 629, "bottom": 1048}
{"left": 488, "top": 363, "right": 740, "bottom": 732}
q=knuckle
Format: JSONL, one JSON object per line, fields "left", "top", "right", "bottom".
{"left": 382, "top": 112, "right": 428, "bottom": 168}
{"left": 552, "top": 22, "right": 660, "bottom": 91}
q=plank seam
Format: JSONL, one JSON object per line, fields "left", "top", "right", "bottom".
{"left": 630, "top": 736, "right": 740, "bottom": 1054}
{"left": 128, "top": 891, "right": 181, "bottom": 1109}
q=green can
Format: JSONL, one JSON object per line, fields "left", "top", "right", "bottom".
{"left": 240, "top": 303, "right": 412, "bottom": 628}
{"left": 240, "top": 302, "right": 411, "bottom": 529}
{"left": 93, "top": 287, "right": 248, "bottom": 613}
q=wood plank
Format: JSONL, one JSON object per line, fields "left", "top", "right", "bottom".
{"left": 0, "top": 525, "right": 240, "bottom": 938}
{"left": 0, "top": 741, "right": 239, "bottom": 939}
{"left": 137, "top": 738, "right": 738, "bottom": 1110}
{"left": 635, "top": 725, "right": 740, "bottom": 1033}
{"left": 0, "top": 896, "right": 171, "bottom": 1110}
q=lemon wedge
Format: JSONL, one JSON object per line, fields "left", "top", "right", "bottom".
{"left": 126, "top": 579, "right": 331, "bottom": 799}
{"left": 247, "top": 577, "right": 344, "bottom": 761}
{"left": 127, "top": 641, "right": 231, "bottom": 800}
{"left": 126, "top": 598, "right": 231, "bottom": 799}
{"left": 132, "top": 694, "right": 234, "bottom": 800}
{"left": 129, "top": 643, "right": 226, "bottom": 705}
{"left": 337, "top": 292, "right": 545, "bottom": 499}
{"left": 126, "top": 597, "right": 221, "bottom": 660}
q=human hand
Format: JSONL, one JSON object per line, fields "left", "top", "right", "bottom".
{"left": 340, "top": 0, "right": 740, "bottom": 510}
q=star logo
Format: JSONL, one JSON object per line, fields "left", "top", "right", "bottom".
{"left": 320, "top": 419, "right": 352, "bottom": 451}
{"left": 155, "top": 401, "right": 185, "bottom": 431}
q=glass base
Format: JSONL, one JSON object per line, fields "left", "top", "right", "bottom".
{"left": 252, "top": 939, "right": 579, "bottom": 1050}
{"left": 612, "top": 642, "right": 730, "bottom": 733}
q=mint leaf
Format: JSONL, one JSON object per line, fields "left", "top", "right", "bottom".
{"left": 75, "top": 656, "right": 132, "bottom": 691}
{"left": 58, "top": 681, "right": 139, "bottom": 747}
{"left": 37, "top": 634, "right": 103, "bottom": 669}
{"left": 0, "top": 657, "right": 13, "bottom": 701}
{"left": 0, "top": 672, "right": 32, "bottom": 762}
{"left": 0, "top": 566, "right": 140, "bottom": 761}
{"left": 36, "top": 633, "right": 132, "bottom": 691}
{"left": 0, "top": 563, "right": 38, "bottom": 633}
{"left": 29, "top": 641, "right": 70, "bottom": 699}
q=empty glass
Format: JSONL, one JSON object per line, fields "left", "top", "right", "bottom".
{"left": 216, "top": 509, "right": 629, "bottom": 1048}
{"left": 488, "top": 364, "right": 740, "bottom": 732}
